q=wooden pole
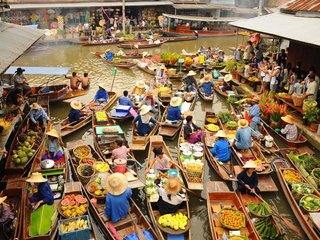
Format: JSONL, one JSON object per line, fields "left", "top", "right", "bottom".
{"left": 122, "top": 0, "right": 126, "bottom": 35}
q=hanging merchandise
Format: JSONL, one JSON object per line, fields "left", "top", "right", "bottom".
{"left": 31, "top": 13, "right": 39, "bottom": 24}
{"left": 57, "top": 15, "right": 64, "bottom": 30}
{"left": 47, "top": 9, "right": 55, "bottom": 14}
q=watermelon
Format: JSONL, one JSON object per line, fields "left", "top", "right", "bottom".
{"left": 61, "top": 198, "right": 70, "bottom": 206}
{"left": 70, "top": 194, "right": 75, "bottom": 201}
{"left": 69, "top": 200, "right": 76, "bottom": 206}
{"left": 75, "top": 195, "right": 83, "bottom": 202}
{"left": 74, "top": 200, "right": 79, "bottom": 207}
{"left": 78, "top": 197, "right": 87, "bottom": 204}
{"left": 64, "top": 195, "right": 72, "bottom": 201}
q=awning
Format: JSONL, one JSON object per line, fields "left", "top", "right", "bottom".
{"left": 173, "top": 4, "right": 234, "bottom": 10}
{"left": 9, "top": 1, "right": 172, "bottom": 9}
{"left": 163, "top": 13, "right": 243, "bottom": 22}
{"left": 4, "top": 66, "right": 71, "bottom": 75}
{"left": 0, "top": 22, "right": 43, "bottom": 74}
{"left": 230, "top": 13, "right": 320, "bottom": 47}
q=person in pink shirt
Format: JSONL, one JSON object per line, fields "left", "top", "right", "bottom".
{"left": 111, "top": 140, "right": 130, "bottom": 160}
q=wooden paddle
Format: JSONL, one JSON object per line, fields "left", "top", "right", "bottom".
{"left": 129, "top": 212, "right": 146, "bottom": 240}
{"left": 181, "top": 185, "right": 206, "bottom": 201}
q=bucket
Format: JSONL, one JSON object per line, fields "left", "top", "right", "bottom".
{"left": 114, "top": 159, "right": 127, "bottom": 174}
{"left": 127, "top": 159, "right": 135, "bottom": 171}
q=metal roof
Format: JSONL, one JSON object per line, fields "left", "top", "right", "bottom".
{"left": 4, "top": 66, "right": 71, "bottom": 75}
{"left": 0, "top": 22, "right": 43, "bottom": 74}
{"left": 230, "top": 12, "right": 320, "bottom": 47}
{"left": 281, "top": 0, "right": 320, "bottom": 13}
{"left": 173, "top": 4, "right": 234, "bottom": 9}
{"left": 163, "top": 13, "right": 242, "bottom": 22}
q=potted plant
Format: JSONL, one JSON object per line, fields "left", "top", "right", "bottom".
{"left": 304, "top": 108, "right": 320, "bottom": 132}
{"left": 270, "top": 103, "right": 287, "bottom": 129}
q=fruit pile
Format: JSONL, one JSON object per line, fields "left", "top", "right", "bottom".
{"left": 60, "top": 194, "right": 88, "bottom": 218}
{"left": 95, "top": 111, "right": 108, "bottom": 122}
{"left": 283, "top": 169, "right": 302, "bottom": 184}
{"left": 158, "top": 212, "right": 188, "bottom": 231}
{"left": 12, "top": 130, "right": 41, "bottom": 165}
{"left": 299, "top": 194, "right": 320, "bottom": 211}
{"left": 73, "top": 145, "right": 91, "bottom": 160}
{"left": 205, "top": 124, "right": 219, "bottom": 132}
{"left": 292, "top": 183, "right": 314, "bottom": 195}
{"left": 78, "top": 164, "right": 94, "bottom": 177}
{"left": 60, "top": 217, "right": 89, "bottom": 233}
{"left": 79, "top": 158, "right": 96, "bottom": 166}
{"left": 93, "top": 161, "right": 110, "bottom": 173}
{"left": 87, "top": 177, "right": 108, "bottom": 197}
{"left": 206, "top": 117, "right": 218, "bottom": 124}
{"left": 254, "top": 218, "right": 281, "bottom": 240}
{"left": 219, "top": 209, "right": 245, "bottom": 230}
{"left": 247, "top": 202, "right": 272, "bottom": 217}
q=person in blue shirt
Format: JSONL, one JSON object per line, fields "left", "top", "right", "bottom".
{"left": 118, "top": 90, "right": 133, "bottom": 107}
{"left": 134, "top": 105, "right": 157, "bottom": 136}
{"left": 42, "top": 129, "right": 64, "bottom": 161}
{"left": 237, "top": 160, "right": 260, "bottom": 195}
{"left": 104, "top": 173, "right": 132, "bottom": 222}
{"left": 68, "top": 101, "right": 86, "bottom": 124}
{"left": 210, "top": 130, "right": 231, "bottom": 162}
{"left": 94, "top": 84, "right": 109, "bottom": 103}
{"left": 166, "top": 97, "right": 183, "bottom": 123}
{"left": 248, "top": 98, "right": 260, "bottom": 131}
{"left": 199, "top": 75, "right": 214, "bottom": 96}
{"left": 104, "top": 49, "right": 114, "bottom": 61}
{"left": 232, "top": 119, "right": 262, "bottom": 150}
{"left": 27, "top": 172, "right": 54, "bottom": 210}
{"left": 29, "top": 103, "right": 50, "bottom": 128}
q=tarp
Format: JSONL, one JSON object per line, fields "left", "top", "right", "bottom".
{"left": 163, "top": 13, "right": 242, "bottom": 22}
{"left": 4, "top": 66, "right": 71, "bottom": 75}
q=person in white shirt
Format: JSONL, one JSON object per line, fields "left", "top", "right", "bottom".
{"left": 305, "top": 74, "right": 318, "bottom": 100}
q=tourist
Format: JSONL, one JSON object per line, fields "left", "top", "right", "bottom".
{"left": 235, "top": 46, "right": 243, "bottom": 61}
{"left": 30, "top": 103, "right": 50, "bottom": 128}
{"left": 81, "top": 72, "right": 91, "bottom": 90}
{"left": 305, "top": 74, "right": 318, "bottom": 100}
{"left": 156, "top": 65, "right": 167, "bottom": 79}
{"left": 232, "top": 119, "right": 262, "bottom": 150}
{"left": 13, "top": 67, "right": 31, "bottom": 95}
{"left": 243, "top": 41, "right": 253, "bottom": 61}
{"left": 65, "top": 72, "right": 81, "bottom": 91}
{"left": 134, "top": 105, "right": 157, "bottom": 136}
{"left": 248, "top": 98, "right": 260, "bottom": 131}
{"left": 93, "top": 84, "right": 109, "bottom": 103}
{"left": 104, "top": 173, "right": 132, "bottom": 222}
{"left": 182, "top": 70, "right": 197, "bottom": 92}
{"left": 217, "top": 50, "right": 224, "bottom": 62}
{"left": 5, "top": 88, "right": 24, "bottom": 115}
{"left": 244, "top": 63, "right": 255, "bottom": 78}
{"left": 27, "top": 172, "right": 54, "bottom": 209}
{"left": 258, "top": 57, "right": 270, "bottom": 94}
{"left": 42, "top": 129, "right": 64, "bottom": 161}
{"left": 184, "top": 115, "right": 203, "bottom": 144}
{"left": 132, "top": 80, "right": 149, "bottom": 96}
{"left": 199, "top": 74, "right": 214, "bottom": 96}
{"left": 146, "top": 147, "right": 179, "bottom": 173}
{"left": 270, "top": 61, "right": 281, "bottom": 91}
{"left": 111, "top": 139, "right": 130, "bottom": 160}
{"left": 281, "top": 115, "right": 298, "bottom": 141}
{"left": 293, "top": 76, "right": 304, "bottom": 94}
{"left": 139, "top": 89, "right": 162, "bottom": 119}
{"left": 210, "top": 130, "right": 231, "bottom": 163}
{"left": 157, "top": 177, "right": 185, "bottom": 215}
{"left": 0, "top": 196, "right": 14, "bottom": 240}
{"left": 68, "top": 100, "right": 86, "bottom": 124}
{"left": 237, "top": 160, "right": 260, "bottom": 195}
{"left": 119, "top": 90, "right": 133, "bottom": 107}
{"left": 77, "top": 23, "right": 83, "bottom": 37}
{"left": 166, "top": 97, "right": 184, "bottom": 123}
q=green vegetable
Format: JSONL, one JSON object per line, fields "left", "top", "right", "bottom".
{"left": 218, "top": 112, "right": 234, "bottom": 124}
{"left": 29, "top": 204, "right": 56, "bottom": 237}
{"left": 226, "top": 121, "right": 238, "bottom": 128}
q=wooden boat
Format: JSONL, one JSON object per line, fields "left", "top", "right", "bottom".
{"left": 136, "top": 62, "right": 156, "bottom": 76}
{"left": 106, "top": 60, "right": 135, "bottom": 69}
{"left": 154, "top": 83, "right": 173, "bottom": 106}
{"left": 82, "top": 39, "right": 127, "bottom": 46}
{"left": 161, "top": 36, "right": 197, "bottom": 42}
{"left": 197, "top": 84, "right": 214, "bottom": 102}
{"left": 273, "top": 159, "right": 320, "bottom": 240}
{"left": 109, "top": 108, "right": 133, "bottom": 122}
{"left": 67, "top": 141, "right": 158, "bottom": 240}
{"left": 30, "top": 84, "right": 69, "bottom": 102}
{"left": 168, "top": 72, "right": 184, "bottom": 81}
{"left": 203, "top": 112, "right": 237, "bottom": 181}
{"left": 59, "top": 91, "right": 118, "bottom": 138}
{"left": 145, "top": 136, "right": 191, "bottom": 239}
{"left": 93, "top": 51, "right": 143, "bottom": 59}
{"left": 213, "top": 81, "right": 238, "bottom": 98}
{"left": 206, "top": 182, "right": 260, "bottom": 240}
{"left": 118, "top": 40, "right": 166, "bottom": 49}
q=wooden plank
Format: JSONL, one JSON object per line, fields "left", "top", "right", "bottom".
{"left": 188, "top": 182, "right": 204, "bottom": 191}
{"left": 206, "top": 181, "right": 229, "bottom": 193}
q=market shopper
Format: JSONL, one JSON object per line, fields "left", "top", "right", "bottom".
{"left": 134, "top": 105, "right": 157, "bottom": 136}
{"left": 182, "top": 71, "right": 197, "bottom": 92}
{"left": 166, "top": 97, "right": 184, "bottom": 123}
{"left": 184, "top": 115, "right": 203, "bottom": 144}
{"left": 237, "top": 160, "right": 260, "bottom": 195}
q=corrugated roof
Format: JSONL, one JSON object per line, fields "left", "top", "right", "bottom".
{"left": 163, "top": 13, "right": 242, "bottom": 22}
{"left": 0, "top": 22, "right": 43, "bottom": 74}
{"left": 282, "top": 0, "right": 320, "bottom": 13}
{"left": 230, "top": 13, "right": 320, "bottom": 47}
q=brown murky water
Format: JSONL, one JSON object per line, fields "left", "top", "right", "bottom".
{"left": 14, "top": 37, "right": 307, "bottom": 239}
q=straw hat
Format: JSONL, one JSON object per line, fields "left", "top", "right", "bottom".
{"left": 31, "top": 103, "right": 41, "bottom": 110}
{"left": 160, "top": 65, "right": 166, "bottom": 70}
{"left": 218, "top": 50, "right": 224, "bottom": 53}
{"left": 215, "top": 130, "right": 227, "bottom": 138}
{"left": 98, "top": 84, "right": 106, "bottom": 90}
{"left": 105, "top": 172, "right": 128, "bottom": 195}
{"left": 105, "top": 49, "right": 111, "bottom": 53}
{"left": 281, "top": 115, "right": 294, "bottom": 124}
{"left": 70, "top": 100, "right": 82, "bottom": 110}
{"left": 243, "top": 160, "right": 257, "bottom": 169}
{"left": 164, "top": 177, "right": 182, "bottom": 195}
{"left": 135, "top": 80, "right": 145, "bottom": 88}
{"left": 140, "top": 105, "right": 151, "bottom": 115}
{"left": 134, "top": 44, "right": 139, "bottom": 49}
{"left": 46, "top": 129, "right": 59, "bottom": 138}
{"left": 187, "top": 70, "right": 197, "bottom": 76}
{"left": 26, "top": 172, "right": 47, "bottom": 183}
{"left": 170, "top": 97, "right": 182, "bottom": 107}
{"left": 224, "top": 74, "right": 233, "bottom": 82}
{"left": 0, "top": 196, "right": 7, "bottom": 205}
{"left": 124, "top": 172, "right": 138, "bottom": 182}
{"left": 238, "top": 119, "right": 249, "bottom": 128}
{"left": 202, "top": 74, "right": 212, "bottom": 82}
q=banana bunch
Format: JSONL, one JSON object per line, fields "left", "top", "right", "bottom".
{"left": 158, "top": 212, "right": 188, "bottom": 231}
{"left": 93, "top": 162, "right": 110, "bottom": 173}
{"left": 60, "top": 218, "right": 89, "bottom": 233}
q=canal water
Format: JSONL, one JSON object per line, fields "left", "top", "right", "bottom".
{"left": 14, "top": 37, "right": 307, "bottom": 239}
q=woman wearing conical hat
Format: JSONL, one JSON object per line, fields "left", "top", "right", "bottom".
{"left": 41, "top": 129, "right": 64, "bottom": 161}
{"left": 133, "top": 105, "right": 158, "bottom": 136}
{"left": 237, "top": 160, "right": 260, "bottom": 195}
{"left": 182, "top": 70, "right": 197, "bottom": 92}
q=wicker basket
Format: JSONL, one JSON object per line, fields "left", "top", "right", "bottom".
{"left": 299, "top": 194, "right": 320, "bottom": 212}
{"left": 311, "top": 168, "right": 320, "bottom": 187}
{"left": 186, "top": 164, "right": 202, "bottom": 180}
{"left": 292, "top": 94, "right": 305, "bottom": 107}
{"left": 77, "top": 164, "right": 95, "bottom": 184}
{"left": 73, "top": 145, "right": 92, "bottom": 162}
{"left": 86, "top": 180, "right": 107, "bottom": 200}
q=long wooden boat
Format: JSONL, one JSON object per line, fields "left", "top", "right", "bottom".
{"left": 82, "top": 39, "right": 127, "bottom": 46}
{"left": 59, "top": 91, "right": 118, "bottom": 138}
{"left": 203, "top": 112, "right": 237, "bottom": 181}
{"left": 213, "top": 81, "right": 238, "bottom": 98}
{"left": 118, "top": 40, "right": 166, "bottom": 49}
{"left": 273, "top": 159, "right": 320, "bottom": 240}
{"left": 30, "top": 85, "right": 69, "bottom": 102}
{"left": 105, "top": 60, "right": 135, "bottom": 69}
{"left": 168, "top": 72, "right": 184, "bottom": 81}
{"left": 136, "top": 62, "right": 156, "bottom": 76}
{"left": 197, "top": 84, "right": 214, "bottom": 102}
{"left": 67, "top": 141, "right": 158, "bottom": 240}
{"left": 161, "top": 36, "right": 197, "bottom": 42}
{"left": 206, "top": 182, "right": 260, "bottom": 240}
{"left": 146, "top": 136, "right": 191, "bottom": 239}
{"left": 92, "top": 51, "right": 143, "bottom": 59}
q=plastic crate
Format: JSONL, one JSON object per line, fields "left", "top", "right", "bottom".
{"left": 116, "top": 105, "right": 131, "bottom": 113}
{"left": 58, "top": 215, "right": 91, "bottom": 240}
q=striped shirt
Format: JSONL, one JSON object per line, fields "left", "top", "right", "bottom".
{"left": 281, "top": 124, "right": 298, "bottom": 141}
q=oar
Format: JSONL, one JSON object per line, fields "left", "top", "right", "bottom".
{"left": 129, "top": 212, "right": 146, "bottom": 240}
{"left": 181, "top": 185, "right": 206, "bottom": 201}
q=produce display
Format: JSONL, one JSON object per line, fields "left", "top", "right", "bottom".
{"left": 78, "top": 164, "right": 95, "bottom": 177}
{"left": 219, "top": 209, "right": 245, "bottom": 230}
{"left": 206, "top": 117, "right": 218, "bottom": 124}
{"left": 158, "top": 212, "right": 189, "bottom": 230}
{"left": 247, "top": 202, "right": 272, "bottom": 217}
{"left": 278, "top": 92, "right": 291, "bottom": 99}
{"left": 205, "top": 124, "right": 219, "bottom": 132}
{"left": 283, "top": 169, "right": 302, "bottom": 185}
{"left": 254, "top": 218, "right": 282, "bottom": 240}
{"left": 214, "top": 62, "right": 226, "bottom": 67}
{"left": 0, "top": 118, "right": 11, "bottom": 130}
{"left": 87, "top": 176, "right": 108, "bottom": 197}
{"left": 95, "top": 111, "right": 108, "bottom": 122}
{"left": 79, "top": 157, "right": 96, "bottom": 166}
{"left": 59, "top": 217, "right": 89, "bottom": 233}
{"left": 73, "top": 145, "right": 91, "bottom": 160}
{"left": 248, "top": 77, "right": 260, "bottom": 82}
{"left": 60, "top": 194, "right": 88, "bottom": 218}
{"left": 93, "top": 161, "right": 110, "bottom": 173}
{"left": 292, "top": 183, "right": 314, "bottom": 195}
{"left": 218, "top": 112, "right": 233, "bottom": 124}
{"left": 299, "top": 195, "right": 320, "bottom": 211}
{"left": 225, "top": 121, "right": 238, "bottom": 130}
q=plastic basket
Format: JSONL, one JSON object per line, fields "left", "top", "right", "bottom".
{"left": 58, "top": 215, "right": 91, "bottom": 240}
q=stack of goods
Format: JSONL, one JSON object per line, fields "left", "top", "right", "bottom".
{"left": 60, "top": 194, "right": 88, "bottom": 218}
{"left": 254, "top": 218, "right": 282, "bottom": 240}
{"left": 158, "top": 212, "right": 189, "bottom": 231}
{"left": 58, "top": 215, "right": 91, "bottom": 240}
{"left": 95, "top": 111, "right": 108, "bottom": 124}
{"left": 283, "top": 169, "right": 302, "bottom": 185}
{"left": 247, "top": 202, "right": 272, "bottom": 217}
{"left": 219, "top": 209, "right": 246, "bottom": 230}
{"left": 145, "top": 169, "right": 158, "bottom": 198}
{"left": 87, "top": 175, "right": 108, "bottom": 198}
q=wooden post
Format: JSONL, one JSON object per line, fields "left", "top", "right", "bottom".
{"left": 122, "top": 0, "right": 126, "bottom": 35}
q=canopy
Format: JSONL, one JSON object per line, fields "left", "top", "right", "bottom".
{"left": 163, "top": 13, "right": 242, "bottom": 22}
{"left": 4, "top": 66, "right": 71, "bottom": 75}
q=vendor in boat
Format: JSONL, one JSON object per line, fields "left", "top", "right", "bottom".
{"left": 280, "top": 115, "right": 298, "bottom": 141}
{"left": 111, "top": 139, "right": 130, "bottom": 160}
{"left": 5, "top": 88, "right": 24, "bottom": 115}
{"left": 68, "top": 100, "right": 86, "bottom": 124}
{"left": 42, "top": 129, "right": 64, "bottom": 161}
{"left": 26, "top": 172, "right": 54, "bottom": 210}
{"left": 65, "top": 72, "right": 81, "bottom": 91}
{"left": 232, "top": 119, "right": 262, "bottom": 150}
{"left": 104, "top": 173, "right": 132, "bottom": 223}
{"left": 156, "top": 65, "right": 167, "bottom": 80}
{"left": 133, "top": 44, "right": 139, "bottom": 56}
{"left": 210, "top": 130, "right": 231, "bottom": 163}
{"left": 13, "top": 67, "right": 31, "bottom": 95}
{"left": 134, "top": 105, "right": 158, "bottom": 136}
{"left": 220, "top": 74, "right": 237, "bottom": 93}
{"left": 146, "top": 147, "right": 180, "bottom": 174}
{"left": 184, "top": 115, "right": 203, "bottom": 144}
{"left": 139, "top": 89, "right": 163, "bottom": 119}
{"left": 30, "top": 103, "right": 50, "bottom": 129}
{"left": 104, "top": 49, "right": 114, "bottom": 61}
{"left": 237, "top": 160, "right": 260, "bottom": 195}
{"left": 0, "top": 196, "right": 14, "bottom": 240}
{"left": 93, "top": 84, "right": 109, "bottom": 103}
{"left": 182, "top": 70, "right": 197, "bottom": 93}
{"left": 81, "top": 72, "right": 91, "bottom": 90}
{"left": 247, "top": 98, "right": 260, "bottom": 131}
{"left": 199, "top": 74, "right": 214, "bottom": 96}
{"left": 157, "top": 177, "right": 185, "bottom": 215}
{"left": 166, "top": 97, "right": 184, "bottom": 124}
{"left": 119, "top": 90, "right": 133, "bottom": 107}
{"left": 132, "top": 80, "right": 149, "bottom": 96}
{"left": 217, "top": 50, "right": 225, "bottom": 62}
